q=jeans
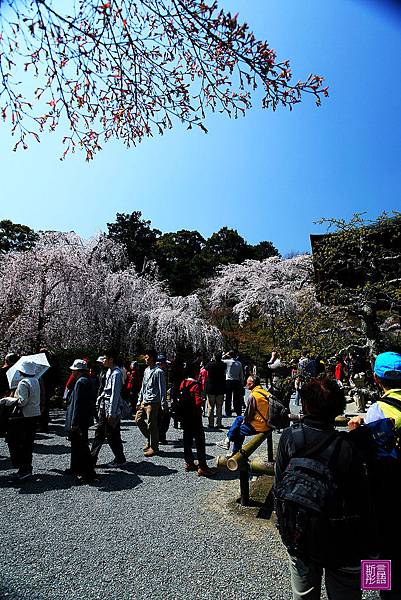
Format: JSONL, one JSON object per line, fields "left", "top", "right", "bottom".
{"left": 288, "top": 555, "right": 361, "bottom": 600}
{"left": 158, "top": 407, "right": 170, "bottom": 443}
{"left": 227, "top": 416, "right": 256, "bottom": 453}
{"left": 182, "top": 412, "right": 207, "bottom": 468}
{"left": 135, "top": 403, "right": 160, "bottom": 451}
{"left": 91, "top": 413, "right": 126, "bottom": 464}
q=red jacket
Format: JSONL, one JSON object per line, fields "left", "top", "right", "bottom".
{"left": 199, "top": 367, "right": 208, "bottom": 391}
{"left": 179, "top": 378, "right": 203, "bottom": 416}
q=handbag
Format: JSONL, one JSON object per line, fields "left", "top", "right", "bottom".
{"left": 0, "top": 399, "right": 22, "bottom": 435}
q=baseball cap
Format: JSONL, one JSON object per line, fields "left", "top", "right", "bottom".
{"left": 374, "top": 352, "right": 401, "bottom": 380}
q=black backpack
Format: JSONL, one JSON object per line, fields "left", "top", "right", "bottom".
{"left": 275, "top": 424, "right": 368, "bottom": 567}
{"left": 173, "top": 380, "right": 199, "bottom": 422}
{"left": 267, "top": 393, "right": 290, "bottom": 430}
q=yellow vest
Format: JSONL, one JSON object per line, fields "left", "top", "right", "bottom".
{"left": 377, "top": 389, "right": 401, "bottom": 431}
{"left": 250, "top": 386, "right": 270, "bottom": 433}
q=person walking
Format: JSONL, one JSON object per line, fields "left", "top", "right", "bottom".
{"left": 91, "top": 349, "right": 127, "bottom": 467}
{"left": 0, "top": 360, "right": 41, "bottom": 480}
{"left": 65, "top": 359, "right": 97, "bottom": 483}
{"left": 135, "top": 349, "right": 166, "bottom": 457}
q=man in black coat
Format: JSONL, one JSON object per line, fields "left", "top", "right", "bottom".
{"left": 205, "top": 352, "right": 226, "bottom": 428}
{"left": 65, "top": 359, "right": 97, "bottom": 484}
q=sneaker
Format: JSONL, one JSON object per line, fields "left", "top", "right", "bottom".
{"left": 184, "top": 463, "right": 197, "bottom": 472}
{"left": 216, "top": 437, "right": 230, "bottom": 450}
{"left": 105, "top": 459, "right": 127, "bottom": 468}
{"left": 197, "top": 466, "right": 217, "bottom": 478}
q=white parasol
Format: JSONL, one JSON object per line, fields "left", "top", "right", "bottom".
{"left": 6, "top": 352, "right": 50, "bottom": 389}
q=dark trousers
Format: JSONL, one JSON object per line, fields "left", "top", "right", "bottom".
{"left": 38, "top": 394, "right": 50, "bottom": 432}
{"left": 182, "top": 413, "right": 206, "bottom": 468}
{"left": 7, "top": 416, "right": 37, "bottom": 473}
{"left": 70, "top": 429, "right": 96, "bottom": 480}
{"left": 225, "top": 380, "right": 243, "bottom": 416}
{"left": 159, "top": 408, "right": 171, "bottom": 443}
{"left": 91, "top": 414, "right": 125, "bottom": 464}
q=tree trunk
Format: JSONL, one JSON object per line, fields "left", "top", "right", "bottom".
{"left": 360, "top": 302, "right": 382, "bottom": 356}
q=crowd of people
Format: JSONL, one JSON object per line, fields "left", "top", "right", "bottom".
{"left": 1, "top": 345, "right": 401, "bottom": 599}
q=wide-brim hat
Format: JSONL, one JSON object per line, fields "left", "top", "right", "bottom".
{"left": 70, "top": 359, "right": 89, "bottom": 371}
{"left": 18, "top": 361, "right": 37, "bottom": 376}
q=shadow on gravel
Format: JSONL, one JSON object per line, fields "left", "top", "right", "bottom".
{"left": 130, "top": 460, "right": 178, "bottom": 478}
{"left": 120, "top": 421, "right": 137, "bottom": 429}
{"left": 257, "top": 488, "right": 275, "bottom": 520}
{"left": 34, "top": 442, "right": 70, "bottom": 455}
{"left": 0, "top": 581, "right": 42, "bottom": 600}
{"left": 34, "top": 433, "right": 53, "bottom": 441}
{"left": 95, "top": 470, "right": 142, "bottom": 492}
{"left": 212, "top": 469, "right": 238, "bottom": 482}
{"left": 0, "top": 471, "right": 78, "bottom": 493}
{"left": 47, "top": 423, "right": 67, "bottom": 437}
{"left": 0, "top": 455, "right": 12, "bottom": 471}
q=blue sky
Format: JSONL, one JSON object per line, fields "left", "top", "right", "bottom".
{"left": 0, "top": 0, "right": 400, "bottom": 254}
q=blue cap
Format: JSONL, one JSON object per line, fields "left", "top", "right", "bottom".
{"left": 374, "top": 352, "right": 401, "bottom": 380}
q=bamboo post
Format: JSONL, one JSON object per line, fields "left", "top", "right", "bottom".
{"left": 239, "top": 467, "right": 250, "bottom": 506}
{"left": 248, "top": 460, "right": 275, "bottom": 476}
{"left": 216, "top": 455, "right": 275, "bottom": 475}
{"left": 226, "top": 431, "right": 269, "bottom": 471}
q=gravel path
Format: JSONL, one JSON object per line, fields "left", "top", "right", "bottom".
{"left": 0, "top": 410, "right": 378, "bottom": 600}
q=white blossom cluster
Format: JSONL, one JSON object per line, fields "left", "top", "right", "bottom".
{"left": 0, "top": 232, "right": 222, "bottom": 357}
{"left": 205, "top": 255, "right": 317, "bottom": 324}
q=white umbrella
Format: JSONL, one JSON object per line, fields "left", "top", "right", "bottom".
{"left": 6, "top": 352, "right": 50, "bottom": 389}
